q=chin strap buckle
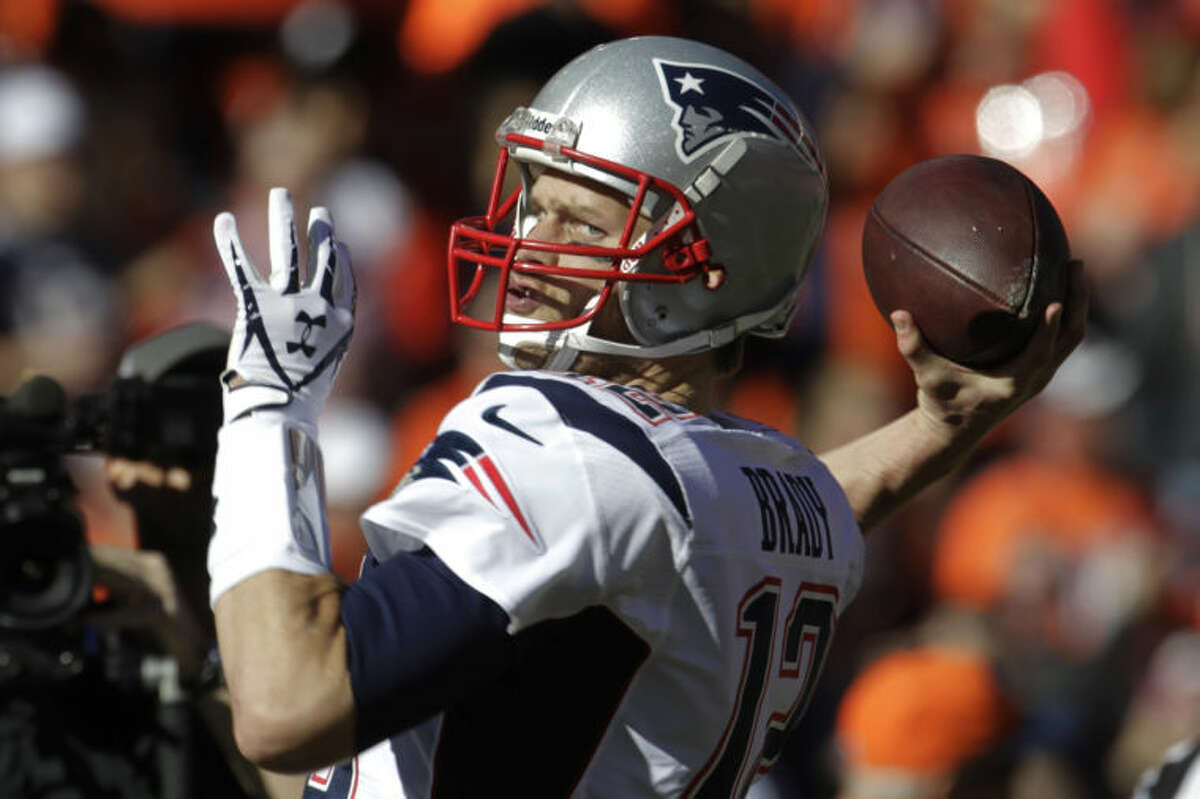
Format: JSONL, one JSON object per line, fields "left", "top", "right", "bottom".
{"left": 662, "top": 238, "right": 712, "bottom": 273}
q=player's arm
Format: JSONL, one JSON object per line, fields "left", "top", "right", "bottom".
{"left": 206, "top": 191, "right": 516, "bottom": 773}
{"left": 214, "top": 548, "right": 513, "bottom": 773}
{"left": 819, "top": 259, "right": 1086, "bottom": 533}
{"left": 212, "top": 571, "right": 349, "bottom": 772}
{"left": 201, "top": 186, "right": 360, "bottom": 772}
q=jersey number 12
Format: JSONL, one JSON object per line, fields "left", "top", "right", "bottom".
{"left": 685, "top": 578, "right": 837, "bottom": 798}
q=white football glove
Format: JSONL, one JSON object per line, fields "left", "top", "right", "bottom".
{"left": 214, "top": 187, "right": 356, "bottom": 428}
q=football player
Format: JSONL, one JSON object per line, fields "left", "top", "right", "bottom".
{"left": 206, "top": 37, "right": 1085, "bottom": 797}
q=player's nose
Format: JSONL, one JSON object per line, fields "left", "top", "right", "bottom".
{"left": 515, "top": 216, "right": 560, "bottom": 265}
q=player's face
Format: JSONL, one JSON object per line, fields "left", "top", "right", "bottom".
{"left": 507, "top": 170, "right": 649, "bottom": 325}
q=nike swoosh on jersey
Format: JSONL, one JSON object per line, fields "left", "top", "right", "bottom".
{"left": 482, "top": 404, "right": 542, "bottom": 446}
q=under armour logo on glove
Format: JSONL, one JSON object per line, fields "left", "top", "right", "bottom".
{"left": 215, "top": 187, "right": 356, "bottom": 427}
{"left": 287, "top": 311, "right": 327, "bottom": 357}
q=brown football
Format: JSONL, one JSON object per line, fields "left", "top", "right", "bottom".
{"left": 862, "top": 154, "right": 1070, "bottom": 367}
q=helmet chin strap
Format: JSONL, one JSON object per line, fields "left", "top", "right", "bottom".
{"left": 497, "top": 312, "right": 581, "bottom": 371}
{"left": 496, "top": 294, "right": 609, "bottom": 371}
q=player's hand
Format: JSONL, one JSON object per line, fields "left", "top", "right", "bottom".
{"left": 214, "top": 187, "right": 356, "bottom": 428}
{"left": 895, "top": 258, "right": 1088, "bottom": 441}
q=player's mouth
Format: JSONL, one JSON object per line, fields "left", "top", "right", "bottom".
{"left": 505, "top": 279, "right": 547, "bottom": 315}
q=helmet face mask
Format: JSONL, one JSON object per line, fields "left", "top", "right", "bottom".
{"left": 446, "top": 36, "right": 828, "bottom": 367}
{"left": 448, "top": 127, "right": 712, "bottom": 336}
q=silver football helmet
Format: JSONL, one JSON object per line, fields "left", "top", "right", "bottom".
{"left": 448, "top": 36, "right": 828, "bottom": 369}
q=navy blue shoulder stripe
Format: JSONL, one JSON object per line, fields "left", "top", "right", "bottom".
{"left": 481, "top": 373, "right": 691, "bottom": 524}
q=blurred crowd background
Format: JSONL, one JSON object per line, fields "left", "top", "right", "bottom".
{"left": 0, "top": 0, "right": 1197, "bottom": 797}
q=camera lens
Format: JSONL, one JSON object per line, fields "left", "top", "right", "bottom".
{"left": 0, "top": 510, "right": 92, "bottom": 631}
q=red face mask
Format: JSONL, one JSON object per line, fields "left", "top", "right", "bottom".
{"left": 446, "top": 131, "right": 714, "bottom": 335}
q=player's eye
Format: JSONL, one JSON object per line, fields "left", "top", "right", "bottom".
{"left": 572, "top": 219, "right": 608, "bottom": 240}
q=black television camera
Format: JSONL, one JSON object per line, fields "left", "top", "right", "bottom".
{"left": 0, "top": 323, "right": 228, "bottom": 637}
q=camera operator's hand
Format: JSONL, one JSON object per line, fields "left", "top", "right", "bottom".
{"left": 214, "top": 187, "right": 356, "bottom": 428}
{"left": 85, "top": 544, "right": 210, "bottom": 681}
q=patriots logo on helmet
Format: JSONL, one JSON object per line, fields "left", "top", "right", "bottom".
{"left": 654, "top": 58, "right": 820, "bottom": 173}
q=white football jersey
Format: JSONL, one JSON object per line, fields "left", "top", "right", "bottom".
{"left": 307, "top": 371, "right": 863, "bottom": 798}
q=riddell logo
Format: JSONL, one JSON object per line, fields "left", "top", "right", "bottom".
{"left": 510, "top": 108, "right": 555, "bottom": 135}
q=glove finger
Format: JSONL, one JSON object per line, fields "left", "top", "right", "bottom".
{"left": 332, "top": 240, "right": 356, "bottom": 314}
{"left": 268, "top": 187, "right": 301, "bottom": 293}
{"left": 213, "top": 211, "right": 264, "bottom": 297}
{"left": 306, "top": 206, "right": 338, "bottom": 301}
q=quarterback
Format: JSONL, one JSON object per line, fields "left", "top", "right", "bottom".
{"left": 206, "top": 37, "right": 1085, "bottom": 797}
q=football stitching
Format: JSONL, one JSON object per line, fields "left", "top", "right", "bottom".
{"left": 867, "top": 205, "right": 1009, "bottom": 308}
